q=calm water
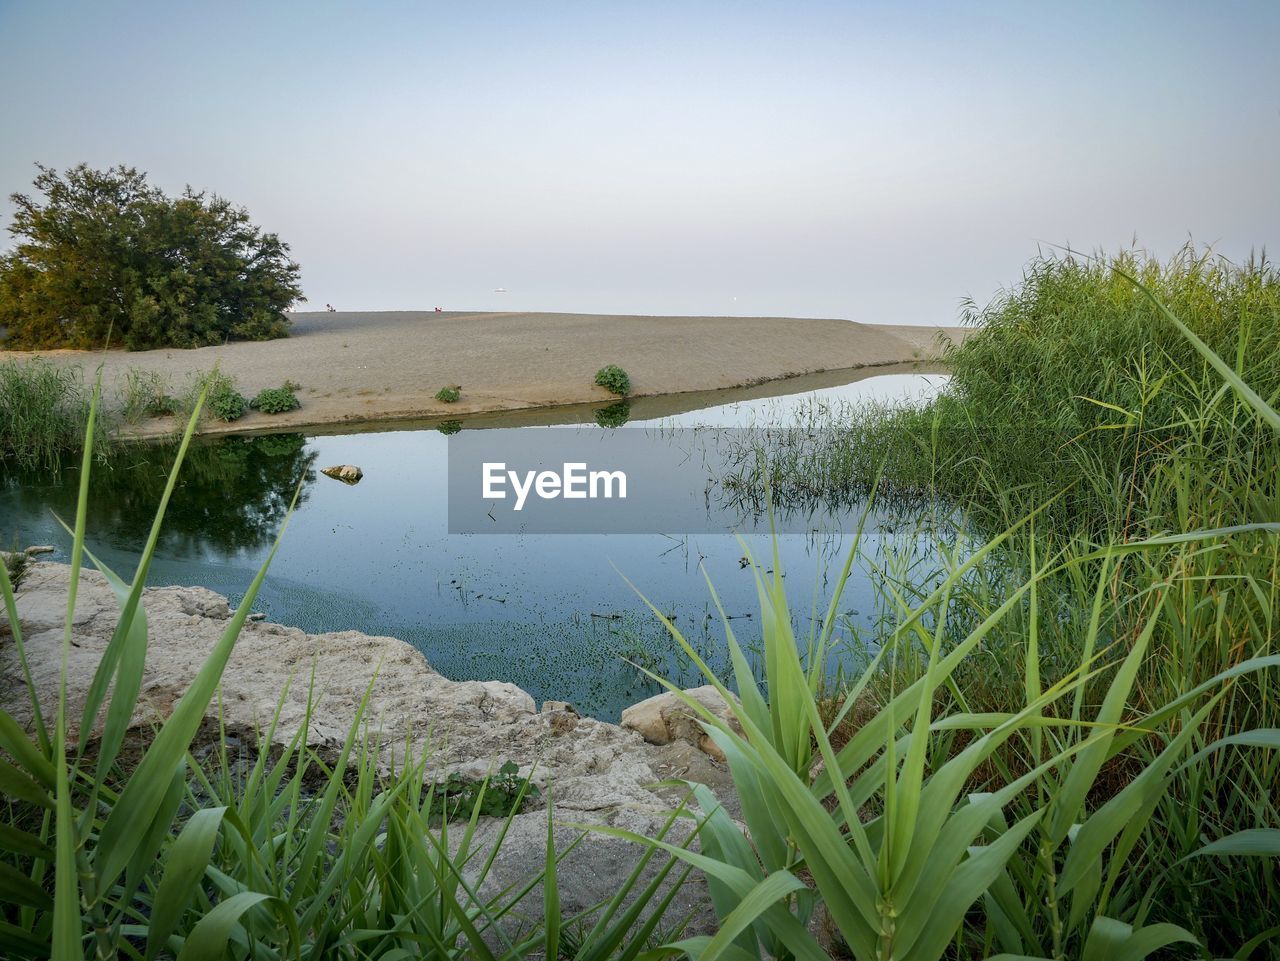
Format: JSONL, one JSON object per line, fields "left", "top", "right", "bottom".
{"left": 1, "top": 369, "right": 949, "bottom": 719}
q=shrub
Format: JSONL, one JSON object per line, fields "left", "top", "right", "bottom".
{"left": 209, "top": 389, "right": 248, "bottom": 422}
{"left": 185, "top": 368, "right": 248, "bottom": 422}
{"left": 0, "top": 163, "right": 302, "bottom": 350}
{"left": 437, "top": 419, "right": 462, "bottom": 435}
{"left": 250, "top": 384, "right": 301, "bottom": 414}
{"left": 119, "top": 367, "right": 176, "bottom": 423}
{"left": 594, "top": 364, "right": 631, "bottom": 396}
{"left": 435, "top": 385, "right": 461, "bottom": 403}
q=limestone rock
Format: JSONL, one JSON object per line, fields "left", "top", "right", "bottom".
{"left": 620, "top": 685, "right": 743, "bottom": 760}
{"left": 321, "top": 464, "right": 363, "bottom": 484}
{"left": 541, "top": 700, "right": 580, "bottom": 735}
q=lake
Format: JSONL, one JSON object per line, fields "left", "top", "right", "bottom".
{"left": 1, "top": 365, "right": 950, "bottom": 719}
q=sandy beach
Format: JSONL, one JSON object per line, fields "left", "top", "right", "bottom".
{"left": 2, "top": 310, "right": 964, "bottom": 436}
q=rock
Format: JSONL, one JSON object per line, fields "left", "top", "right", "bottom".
{"left": 174, "top": 589, "right": 232, "bottom": 619}
{"left": 321, "top": 464, "right": 363, "bottom": 484}
{"left": 462, "top": 804, "right": 710, "bottom": 934}
{"left": 1, "top": 562, "right": 733, "bottom": 936}
{"left": 620, "top": 685, "right": 743, "bottom": 761}
{"left": 547, "top": 712, "right": 578, "bottom": 734}
{"left": 540, "top": 700, "right": 580, "bottom": 734}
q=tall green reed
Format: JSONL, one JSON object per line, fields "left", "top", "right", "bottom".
{"left": 0, "top": 358, "right": 108, "bottom": 471}
{"left": 606, "top": 267, "right": 1280, "bottom": 959}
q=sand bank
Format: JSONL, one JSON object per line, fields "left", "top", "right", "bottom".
{"left": 2, "top": 310, "right": 964, "bottom": 436}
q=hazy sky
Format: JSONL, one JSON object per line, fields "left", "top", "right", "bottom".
{"left": 2, "top": 1, "right": 1277, "bottom": 324}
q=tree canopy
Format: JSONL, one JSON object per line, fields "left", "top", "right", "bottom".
{"left": 0, "top": 163, "right": 303, "bottom": 350}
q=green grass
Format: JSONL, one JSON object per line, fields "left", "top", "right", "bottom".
{"left": 752, "top": 245, "right": 1280, "bottom": 535}
{"left": 0, "top": 358, "right": 109, "bottom": 470}
{"left": 435, "top": 385, "right": 461, "bottom": 403}
{"left": 182, "top": 368, "right": 248, "bottom": 423}
{"left": 117, "top": 367, "right": 177, "bottom": 424}
{"left": 655, "top": 246, "right": 1280, "bottom": 958}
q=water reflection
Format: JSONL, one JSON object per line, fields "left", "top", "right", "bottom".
{"left": 1, "top": 434, "right": 317, "bottom": 558}
{"left": 0, "top": 370, "right": 951, "bottom": 719}
{"left": 593, "top": 400, "right": 631, "bottom": 428}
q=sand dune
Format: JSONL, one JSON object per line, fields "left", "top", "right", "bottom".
{"left": 3, "top": 311, "right": 965, "bottom": 435}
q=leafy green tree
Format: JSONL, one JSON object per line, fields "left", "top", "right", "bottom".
{"left": 0, "top": 163, "right": 303, "bottom": 349}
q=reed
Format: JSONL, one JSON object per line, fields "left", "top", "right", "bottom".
{"left": 611, "top": 255, "right": 1280, "bottom": 958}
{"left": 740, "top": 245, "right": 1280, "bottom": 537}
{"left": 0, "top": 358, "right": 108, "bottom": 471}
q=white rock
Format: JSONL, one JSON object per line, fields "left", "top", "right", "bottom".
{"left": 620, "top": 685, "right": 743, "bottom": 760}
{"left": 321, "top": 464, "right": 363, "bottom": 484}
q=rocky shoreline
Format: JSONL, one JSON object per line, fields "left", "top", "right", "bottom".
{"left": 1, "top": 560, "right": 742, "bottom": 927}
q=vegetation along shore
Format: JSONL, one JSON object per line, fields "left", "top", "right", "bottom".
{"left": 1, "top": 309, "right": 959, "bottom": 443}
{"left": 2, "top": 244, "right": 1278, "bottom": 958}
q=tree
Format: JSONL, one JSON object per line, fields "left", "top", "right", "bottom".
{"left": 0, "top": 163, "right": 303, "bottom": 350}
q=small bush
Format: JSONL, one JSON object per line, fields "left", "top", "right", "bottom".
{"left": 119, "top": 367, "right": 176, "bottom": 423}
{"left": 437, "top": 419, "right": 462, "bottom": 435}
{"left": 209, "top": 389, "right": 248, "bottom": 422}
{"left": 250, "top": 385, "right": 301, "bottom": 414}
{"left": 594, "top": 364, "right": 631, "bottom": 396}
{"left": 435, "top": 385, "right": 461, "bottom": 403}
{"left": 149, "top": 394, "right": 176, "bottom": 417}
{"left": 185, "top": 368, "right": 248, "bottom": 423}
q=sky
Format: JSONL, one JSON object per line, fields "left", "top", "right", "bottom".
{"left": 1, "top": 0, "right": 1277, "bottom": 324}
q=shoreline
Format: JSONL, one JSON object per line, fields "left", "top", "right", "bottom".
{"left": 1, "top": 310, "right": 964, "bottom": 439}
{"left": 126, "top": 357, "right": 949, "bottom": 440}
{"left": 3, "top": 559, "right": 738, "bottom": 801}
{"left": 1, "top": 558, "right": 738, "bottom": 929}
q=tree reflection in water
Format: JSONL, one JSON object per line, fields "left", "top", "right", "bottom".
{"left": 1, "top": 433, "right": 317, "bottom": 558}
